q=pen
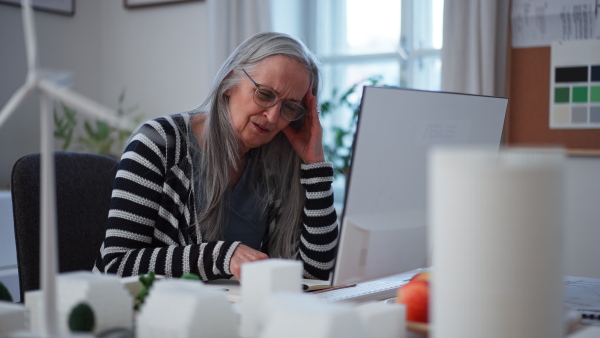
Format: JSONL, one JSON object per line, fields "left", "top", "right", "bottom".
{"left": 308, "top": 284, "right": 357, "bottom": 294}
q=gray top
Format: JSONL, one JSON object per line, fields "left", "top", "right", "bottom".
{"left": 223, "top": 158, "right": 268, "bottom": 250}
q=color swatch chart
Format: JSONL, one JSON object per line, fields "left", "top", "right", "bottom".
{"left": 550, "top": 40, "right": 600, "bottom": 129}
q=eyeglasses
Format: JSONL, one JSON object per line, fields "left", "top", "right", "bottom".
{"left": 242, "top": 69, "right": 307, "bottom": 122}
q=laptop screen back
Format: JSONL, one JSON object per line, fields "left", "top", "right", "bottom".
{"left": 332, "top": 87, "right": 508, "bottom": 286}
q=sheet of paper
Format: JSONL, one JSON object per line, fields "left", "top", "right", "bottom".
{"left": 511, "top": 0, "right": 600, "bottom": 48}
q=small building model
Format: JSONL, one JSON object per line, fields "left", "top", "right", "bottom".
{"left": 57, "top": 271, "right": 133, "bottom": 335}
{"left": 0, "top": 301, "right": 27, "bottom": 335}
{"left": 136, "top": 279, "right": 237, "bottom": 338}
{"left": 259, "top": 292, "right": 368, "bottom": 338}
{"left": 25, "top": 271, "right": 133, "bottom": 335}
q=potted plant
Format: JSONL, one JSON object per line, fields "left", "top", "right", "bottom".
{"left": 54, "top": 89, "right": 143, "bottom": 159}
{"left": 319, "top": 76, "right": 385, "bottom": 178}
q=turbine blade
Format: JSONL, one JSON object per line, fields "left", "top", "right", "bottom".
{"left": 0, "top": 80, "right": 36, "bottom": 129}
{"left": 38, "top": 79, "right": 137, "bottom": 131}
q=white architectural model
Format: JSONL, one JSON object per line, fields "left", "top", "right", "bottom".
{"left": 136, "top": 279, "right": 237, "bottom": 338}
{"left": 355, "top": 301, "right": 406, "bottom": 338}
{"left": 24, "top": 290, "right": 42, "bottom": 333}
{"left": 240, "top": 259, "right": 303, "bottom": 337}
{"left": 258, "top": 292, "right": 368, "bottom": 338}
{"left": 0, "top": 301, "right": 27, "bottom": 336}
{"left": 25, "top": 272, "right": 133, "bottom": 335}
{"left": 56, "top": 272, "right": 133, "bottom": 335}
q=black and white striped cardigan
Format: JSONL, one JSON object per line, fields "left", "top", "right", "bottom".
{"left": 93, "top": 113, "right": 339, "bottom": 280}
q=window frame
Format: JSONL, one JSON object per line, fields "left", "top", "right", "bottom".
{"left": 272, "top": 0, "right": 444, "bottom": 207}
{"left": 301, "top": 0, "right": 443, "bottom": 90}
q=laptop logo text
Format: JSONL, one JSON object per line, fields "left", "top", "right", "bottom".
{"left": 414, "top": 120, "right": 472, "bottom": 146}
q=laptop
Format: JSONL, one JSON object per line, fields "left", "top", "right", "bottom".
{"left": 313, "top": 86, "right": 508, "bottom": 302}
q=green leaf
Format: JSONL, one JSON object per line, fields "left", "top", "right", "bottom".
{"left": 95, "top": 121, "right": 111, "bottom": 140}
{"left": 136, "top": 288, "right": 148, "bottom": 300}
{"left": 83, "top": 121, "right": 95, "bottom": 138}
{"left": 139, "top": 271, "right": 156, "bottom": 287}
{"left": 134, "top": 271, "right": 156, "bottom": 311}
{"left": 63, "top": 103, "right": 77, "bottom": 120}
{"left": 62, "top": 127, "right": 74, "bottom": 151}
{"left": 53, "top": 109, "right": 63, "bottom": 127}
{"left": 319, "top": 101, "right": 332, "bottom": 115}
{"left": 53, "top": 103, "right": 77, "bottom": 152}
{"left": 181, "top": 273, "right": 200, "bottom": 280}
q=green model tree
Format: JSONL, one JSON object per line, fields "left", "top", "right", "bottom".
{"left": 134, "top": 271, "right": 156, "bottom": 311}
{"left": 0, "top": 282, "right": 13, "bottom": 302}
{"left": 181, "top": 273, "right": 200, "bottom": 280}
{"left": 68, "top": 302, "right": 95, "bottom": 333}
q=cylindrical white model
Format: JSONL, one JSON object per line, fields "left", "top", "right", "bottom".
{"left": 429, "top": 147, "right": 565, "bottom": 338}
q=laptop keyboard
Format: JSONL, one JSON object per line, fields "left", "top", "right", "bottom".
{"left": 314, "top": 277, "right": 412, "bottom": 303}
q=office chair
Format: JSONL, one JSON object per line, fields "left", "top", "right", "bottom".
{"left": 11, "top": 151, "right": 119, "bottom": 302}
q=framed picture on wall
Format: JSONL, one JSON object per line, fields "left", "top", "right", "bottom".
{"left": 0, "top": 0, "right": 74, "bottom": 16}
{"left": 124, "top": 0, "right": 203, "bottom": 9}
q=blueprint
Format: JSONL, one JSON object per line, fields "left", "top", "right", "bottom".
{"left": 512, "top": 0, "right": 600, "bottom": 48}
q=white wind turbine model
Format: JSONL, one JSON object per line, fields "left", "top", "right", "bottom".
{"left": 0, "top": 0, "right": 135, "bottom": 336}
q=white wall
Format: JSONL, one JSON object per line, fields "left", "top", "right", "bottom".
{"left": 98, "top": 1, "right": 208, "bottom": 118}
{"left": 0, "top": 0, "right": 209, "bottom": 187}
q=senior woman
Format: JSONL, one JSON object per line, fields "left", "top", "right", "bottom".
{"left": 93, "top": 32, "right": 339, "bottom": 282}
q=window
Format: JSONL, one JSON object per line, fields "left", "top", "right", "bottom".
{"left": 271, "top": 0, "right": 444, "bottom": 207}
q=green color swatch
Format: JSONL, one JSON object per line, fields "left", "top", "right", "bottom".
{"left": 554, "top": 87, "right": 569, "bottom": 103}
{"left": 591, "top": 86, "right": 600, "bottom": 102}
{"left": 572, "top": 86, "right": 588, "bottom": 103}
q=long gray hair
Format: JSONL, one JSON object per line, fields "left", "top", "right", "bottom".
{"left": 192, "top": 32, "right": 320, "bottom": 259}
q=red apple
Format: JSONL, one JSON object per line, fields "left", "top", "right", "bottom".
{"left": 396, "top": 273, "right": 430, "bottom": 323}
{"left": 410, "top": 271, "right": 431, "bottom": 283}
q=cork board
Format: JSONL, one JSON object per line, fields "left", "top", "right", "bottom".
{"left": 506, "top": 46, "right": 600, "bottom": 155}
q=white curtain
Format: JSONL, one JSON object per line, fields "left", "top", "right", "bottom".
{"left": 440, "top": 0, "right": 510, "bottom": 97}
{"left": 207, "top": 0, "right": 272, "bottom": 84}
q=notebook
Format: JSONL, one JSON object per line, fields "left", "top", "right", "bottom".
{"left": 313, "top": 86, "right": 508, "bottom": 303}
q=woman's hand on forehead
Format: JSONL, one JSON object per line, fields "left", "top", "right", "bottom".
{"left": 282, "top": 88, "right": 326, "bottom": 164}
